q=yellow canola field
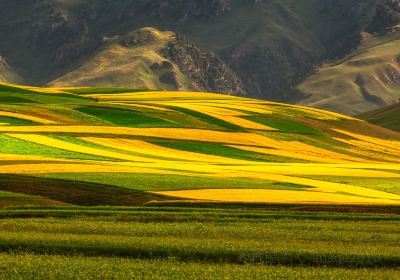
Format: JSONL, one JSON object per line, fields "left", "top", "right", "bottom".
{"left": 334, "top": 129, "right": 400, "bottom": 155}
{"left": 0, "top": 126, "right": 265, "bottom": 146}
{"left": 214, "top": 164, "right": 400, "bottom": 178}
{"left": 86, "top": 91, "right": 235, "bottom": 100}
{"left": 81, "top": 137, "right": 251, "bottom": 164}
{"left": 168, "top": 103, "right": 275, "bottom": 130}
{"left": 228, "top": 142, "right": 369, "bottom": 163}
{"left": 106, "top": 102, "right": 173, "bottom": 112}
{"left": 6, "top": 134, "right": 159, "bottom": 163}
{"left": 203, "top": 102, "right": 273, "bottom": 115}
{"left": 208, "top": 172, "right": 400, "bottom": 199}
{"left": 0, "top": 82, "right": 67, "bottom": 94}
{"left": 0, "top": 163, "right": 180, "bottom": 175}
{"left": 0, "top": 111, "right": 55, "bottom": 124}
{"left": 154, "top": 189, "right": 400, "bottom": 205}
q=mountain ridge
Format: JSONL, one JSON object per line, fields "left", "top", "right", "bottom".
{"left": 0, "top": 0, "right": 400, "bottom": 113}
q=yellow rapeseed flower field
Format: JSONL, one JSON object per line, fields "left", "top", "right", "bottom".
{"left": 2, "top": 84, "right": 400, "bottom": 205}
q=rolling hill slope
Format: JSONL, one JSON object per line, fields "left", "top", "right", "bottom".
{"left": 48, "top": 28, "right": 244, "bottom": 95}
{"left": 298, "top": 29, "right": 400, "bottom": 115}
{"left": 359, "top": 102, "right": 400, "bottom": 131}
{"left": 1, "top": 82, "right": 400, "bottom": 206}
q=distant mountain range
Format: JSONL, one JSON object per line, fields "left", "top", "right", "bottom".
{"left": 0, "top": 0, "right": 399, "bottom": 114}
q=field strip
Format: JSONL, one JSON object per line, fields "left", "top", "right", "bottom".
{"left": 6, "top": 134, "right": 164, "bottom": 163}
{"left": 169, "top": 103, "right": 276, "bottom": 130}
{"left": 335, "top": 138, "right": 400, "bottom": 157}
{"left": 0, "top": 163, "right": 182, "bottom": 175}
{"left": 228, "top": 144, "right": 368, "bottom": 163}
{"left": 291, "top": 106, "right": 357, "bottom": 121}
{"left": 338, "top": 146, "right": 400, "bottom": 163}
{"left": 215, "top": 172, "right": 400, "bottom": 199}
{"left": 6, "top": 134, "right": 252, "bottom": 167}
{"left": 0, "top": 126, "right": 268, "bottom": 146}
{"left": 0, "top": 111, "right": 55, "bottom": 124}
{"left": 334, "top": 129, "right": 400, "bottom": 150}
{"left": 216, "top": 164, "right": 400, "bottom": 178}
{"left": 1, "top": 83, "right": 66, "bottom": 94}
{"left": 203, "top": 103, "right": 273, "bottom": 115}
{"left": 0, "top": 154, "right": 85, "bottom": 163}
{"left": 153, "top": 189, "right": 400, "bottom": 204}
{"left": 81, "top": 137, "right": 251, "bottom": 164}
{"left": 105, "top": 102, "right": 173, "bottom": 112}
{"left": 85, "top": 91, "right": 238, "bottom": 100}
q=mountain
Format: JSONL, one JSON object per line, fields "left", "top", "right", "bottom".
{"left": 298, "top": 29, "right": 400, "bottom": 115}
{"left": 358, "top": 102, "right": 400, "bottom": 131}
{"left": 0, "top": 0, "right": 399, "bottom": 111}
{"left": 49, "top": 27, "right": 244, "bottom": 95}
{"left": 1, "top": 82, "right": 400, "bottom": 206}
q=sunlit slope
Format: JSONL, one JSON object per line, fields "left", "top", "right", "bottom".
{"left": 48, "top": 28, "right": 193, "bottom": 91}
{"left": 359, "top": 102, "right": 400, "bottom": 131}
{"left": 298, "top": 31, "right": 400, "bottom": 115}
{"left": 1, "top": 83, "right": 400, "bottom": 205}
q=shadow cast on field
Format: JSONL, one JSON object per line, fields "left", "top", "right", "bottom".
{"left": 0, "top": 175, "right": 173, "bottom": 206}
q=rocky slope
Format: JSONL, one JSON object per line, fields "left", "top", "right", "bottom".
{"left": 49, "top": 28, "right": 244, "bottom": 95}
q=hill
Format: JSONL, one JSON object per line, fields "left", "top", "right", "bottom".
{"left": 1, "top": 82, "right": 400, "bottom": 206}
{"left": 359, "top": 102, "right": 400, "bottom": 131}
{"left": 298, "top": 29, "right": 400, "bottom": 115}
{"left": 48, "top": 27, "right": 244, "bottom": 95}
{"left": 1, "top": 0, "right": 399, "bottom": 108}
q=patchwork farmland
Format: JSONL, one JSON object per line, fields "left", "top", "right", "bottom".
{"left": 0, "top": 83, "right": 400, "bottom": 279}
{"left": 1, "top": 83, "right": 400, "bottom": 205}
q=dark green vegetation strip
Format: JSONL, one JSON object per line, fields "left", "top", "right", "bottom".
{"left": 0, "top": 84, "right": 91, "bottom": 103}
{"left": 34, "top": 173, "right": 310, "bottom": 192}
{"left": 167, "top": 106, "right": 243, "bottom": 131}
{"left": 77, "top": 106, "right": 177, "bottom": 127}
{"left": 155, "top": 141, "right": 308, "bottom": 163}
{"left": 0, "top": 208, "right": 398, "bottom": 268}
{"left": 0, "top": 96, "right": 34, "bottom": 103}
{"left": 0, "top": 116, "right": 35, "bottom": 125}
{"left": 247, "top": 116, "right": 322, "bottom": 134}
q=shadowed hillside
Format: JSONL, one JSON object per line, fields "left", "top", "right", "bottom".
{"left": 359, "top": 102, "right": 400, "bottom": 131}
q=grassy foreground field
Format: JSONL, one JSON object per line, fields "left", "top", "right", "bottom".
{"left": 0, "top": 207, "right": 399, "bottom": 279}
{"left": 0, "top": 82, "right": 400, "bottom": 278}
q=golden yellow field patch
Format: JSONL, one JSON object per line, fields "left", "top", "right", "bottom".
{"left": 154, "top": 189, "right": 400, "bottom": 205}
{"left": 81, "top": 137, "right": 250, "bottom": 164}
{"left": 0, "top": 126, "right": 264, "bottom": 146}
{"left": 0, "top": 111, "right": 56, "bottom": 124}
